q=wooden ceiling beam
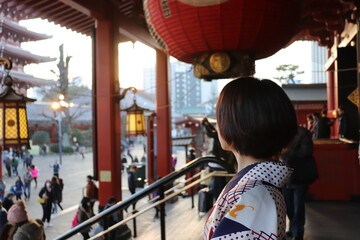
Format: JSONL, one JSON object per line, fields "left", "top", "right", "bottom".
{"left": 77, "top": 22, "right": 94, "bottom": 34}
{"left": 54, "top": 10, "right": 83, "bottom": 23}
{"left": 39, "top": 6, "right": 75, "bottom": 20}
{"left": 58, "top": 0, "right": 109, "bottom": 19}
{"left": 24, "top": 1, "right": 62, "bottom": 15}
{"left": 60, "top": 15, "right": 93, "bottom": 28}
{"left": 23, "top": 1, "right": 63, "bottom": 15}
{"left": 0, "top": 0, "right": 16, "bottom": 5}
{"left": 73, "top": 19, "right": 94, "bottom": 30}
{"left": 115, "top": 13, "right": 158, "bottom": 49}
{"left": 16, "top": 0, "right": 37, "bottom": 12}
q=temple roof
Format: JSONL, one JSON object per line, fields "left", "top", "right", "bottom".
{"left": 0, "top": 16, "right": 51, "bottom": 42}
{"left": 0, "top": 41, "right": 56, "bottom": 63}
{"left": 0, "top": 70, "right": 56, "bottom": 87}
{"left": 282, "top": 84, "right": 327, "bottom": 102}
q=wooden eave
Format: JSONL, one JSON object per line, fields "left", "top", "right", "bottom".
{"left": 0, "top": 70, "right": 56, "bottom": 87}
{"left": 0, "top": 42, "right": 56, "bottom": 63}
{"left": 0, "top": 16, "right": 51, "bottom": 42}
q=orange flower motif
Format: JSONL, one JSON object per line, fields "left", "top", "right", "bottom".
{"left": 228, "top": 205, "right": 255, "bottom": 218}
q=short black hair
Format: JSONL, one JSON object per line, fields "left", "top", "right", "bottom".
{"left": 87, "top": 175, "right": 93, "bottom": 180}
{"left": 216, "top": 77, "right": 297, "bottom": 159}
{"left": 107, "top": 196, "right": 117, "bottom": 204}
{"left": 338, "top": 105, "right": 346, "bottom": 111}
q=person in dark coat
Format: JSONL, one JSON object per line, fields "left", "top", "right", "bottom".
{"left": 337, "top": 106, "right": 349, "bottom": 138}
{"left": 281, "top": 126, "right": 318, "bottom": 240}
{"left": 14, "top": 177, "right": 24, "bottom": 200}
{"left": 2, "top": 193, "right": 15, "bottom": 211}
{"left": 38, "top": 180, "right": 54, "bottom": 227}
{"left": 0, "top": 201, "right": 7, "bottom": 231}
{"left": 202, "top": 117, "right": 235, "bottom": 201}
{"left": 315, "top": 109, "right": 333, "bottom": 138}
{"left": 51, "top": 176, "right": 63, "bottom": 214}
{"left": 103, "top": 196, "right": 131, "bottom": 240}
{"left": 77, "top": 197, "right": 94, "bottom": 239}
{"left": 128, "top": 165, "right": 137, "bottom": 195}
{"left": 85, "top": 175, "right": 98, "bottom": 212}
{"left": 127, "top": 165, "right": 138, "bottom": 211}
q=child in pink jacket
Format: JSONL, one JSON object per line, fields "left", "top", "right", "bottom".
{"left": 30, "top": 165, "right": 39, "bottom": 189}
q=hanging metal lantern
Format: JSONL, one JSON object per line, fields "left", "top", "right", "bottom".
{"left": 144, "top": 0, "right": 301, "bottom": 80}
{"left": 0, "top": 58, "right": 36, "bottom": 149}
{"left": 122, "top": 98, "right": 150, "bottom": 137}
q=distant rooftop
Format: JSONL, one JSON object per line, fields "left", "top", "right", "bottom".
{"left": 282, "top": 83, "right": 327, "bottom": 102}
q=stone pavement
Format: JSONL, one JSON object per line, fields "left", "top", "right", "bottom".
{"left": 1, "top": 152, "right": 95, "bottom": 239}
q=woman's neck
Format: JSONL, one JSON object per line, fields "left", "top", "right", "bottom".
{"left": 233, "top": 151, "right": 267, "bottom": 172}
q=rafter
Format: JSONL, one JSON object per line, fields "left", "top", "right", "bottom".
{"left": 59, "top": 0, "right": 107, "bottom": 19}
{"left": 24, "top": 1, "right": 61, "bottom": 15}
{"left": 115, "top": 13, "right": 158, "bottom": 49}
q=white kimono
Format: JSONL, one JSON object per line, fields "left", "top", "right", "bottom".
{"left": 204, "top": 161, "right": 292, "bottom": 240}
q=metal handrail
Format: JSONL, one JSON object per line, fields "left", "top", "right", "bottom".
{"left": 55, "top": 156, "right": 232, "bottom": 240}
{"left": 123, "top": 168, "right": 209, "bottom": 216}
{"left": 89, "top": 170, "right": 234, "bottom": 240}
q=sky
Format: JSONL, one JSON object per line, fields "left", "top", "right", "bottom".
{"left": 20, "top": 18, "right": 313, "bottom": 93}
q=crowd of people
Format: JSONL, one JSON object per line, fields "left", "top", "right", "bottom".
{"left": 0, "top": 146, "right": 103, "bottom": 240}
{"left": 306, "top": 106, "right": 350, "bottom": 140}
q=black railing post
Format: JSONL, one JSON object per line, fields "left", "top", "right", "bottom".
{"left": 190, "top": 171, "right": 194, "bottom": 208}
{"left": 133, "top": 205, "right": 137, "bottom": 237}
{"left": 159, "top": 185, "right": 166, "bottom": 240}
{"left": 101, "top": 207, "right": 108, "bottom": 240}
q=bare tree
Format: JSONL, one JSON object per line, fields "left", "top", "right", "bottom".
{"left": 38, "top": 44, "right": 91, "bottom": 133}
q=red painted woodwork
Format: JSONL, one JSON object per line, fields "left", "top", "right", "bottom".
{"left": 155, "top": 49, "right": 172, "bottom": 177}
{"left": 95, "top": 19, "right": 122, "bottom": 205}
{"left": 144, "top": 0, "right": 301, "bottom": 63}
{"left": 309, "top": 141, "right": 360, "bottom": 200}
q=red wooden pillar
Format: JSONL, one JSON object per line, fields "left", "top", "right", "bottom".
{"left": 95, "top": 19, "right": 122, "bottom": 206}
{"left": 155, "top": 50, "right": 172, "bottom": 177}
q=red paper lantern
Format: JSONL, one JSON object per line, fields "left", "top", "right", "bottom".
{"left": 144, "top": 0, "right": 301, "bottom": 79}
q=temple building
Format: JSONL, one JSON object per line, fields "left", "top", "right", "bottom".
{"left": 0, "top": 12, "right": 55, "bottom": 95}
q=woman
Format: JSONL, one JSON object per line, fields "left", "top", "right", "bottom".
{"left": 306, "top": 114, "right": 314, "bottom": 134}
{"left": 30, "top": 165, "right": 39, "bottom": 189}
{"left": 38, "top": 180, "right": 54, "bottom": 227}
{"left": 203, "top": 77, "right": 297, "bottom": 239}
{"left": 14, "top": 177, "right": 24, "bottom": 200}
{"left": 77, "top": 197, "right": 94, "bottom": 239}
{"left": 0, "top": 200, "right": 45, "bottom": 240}
{"left": 51, "top": 176, "right": 63, "bottom": 213}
